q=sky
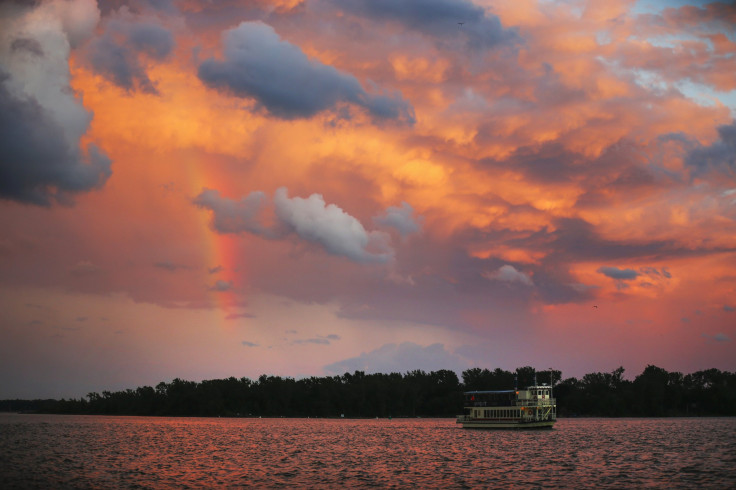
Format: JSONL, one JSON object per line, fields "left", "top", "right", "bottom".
{"left": 1, "top": 0, "right": 735, "bottom": 399}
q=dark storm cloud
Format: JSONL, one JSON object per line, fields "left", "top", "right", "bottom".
{"left": 0, "top": 74, "right": 112, "bottom": 206}
{"left": 198, "top": 21, "right": 415, "bottom": 123}
{"left": 333, "top": 0, "right": 518, "bottom": 49}
{"left": 685, "top": 122, "right": 736, "bottom": 176}
{"left": 85, "top": 20, "right": 174, "bottom": 94}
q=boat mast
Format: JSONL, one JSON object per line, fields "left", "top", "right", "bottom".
{"left": 549, "top": 368, "right": 554, "bottom": 399}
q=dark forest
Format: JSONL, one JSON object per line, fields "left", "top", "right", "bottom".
{"left": 3, "top": 365, "right": 735, "bottom": 418}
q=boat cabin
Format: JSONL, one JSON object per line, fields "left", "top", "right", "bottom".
{"left": 458, "top": 384, "right": 556, "bottom": 429}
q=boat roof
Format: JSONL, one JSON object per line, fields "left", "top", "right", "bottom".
{"left": 464, "top": 385, "right": 552, "bottom": 395}
{"left": 464, "top": 390, "right": 516, "bottom": 395}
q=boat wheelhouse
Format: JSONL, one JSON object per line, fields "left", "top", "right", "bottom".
{"left": 457, "top": 382, "right": 556, "bottom": 429}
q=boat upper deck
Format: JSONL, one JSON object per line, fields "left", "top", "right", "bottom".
{"left": 464, "top": 385, "right": 555, "bottom": 408}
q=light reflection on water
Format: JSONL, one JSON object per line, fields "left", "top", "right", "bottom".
{"left": 1, "top": 415, "right": 735, "bottom": 488}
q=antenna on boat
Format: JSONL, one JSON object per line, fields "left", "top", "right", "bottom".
{"left": 549, "top": 368, "right": 554, "bottom": 398}
{"left": 514, "top": 373, "right": 518, "bottom": 391}
{"left": 533, "top": 372, "right": 537, "bottom": 387}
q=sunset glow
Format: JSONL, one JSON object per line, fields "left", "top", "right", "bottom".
{"left": 1, "top": 0, "right": 734, "bottom": 398}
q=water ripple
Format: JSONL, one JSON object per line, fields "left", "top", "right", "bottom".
{"left": 1, "top": 415, "right": 735, "bottom": 488}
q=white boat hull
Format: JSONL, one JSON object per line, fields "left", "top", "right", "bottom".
{"left": 459, "top": 419, "right": 555, "bottom": 429}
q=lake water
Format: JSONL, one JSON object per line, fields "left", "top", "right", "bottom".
{"left": 1, "top": 414, "right": 734, "bottom": 488}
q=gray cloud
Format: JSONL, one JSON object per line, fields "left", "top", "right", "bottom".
{"left": 295, "top": 338, "right": 329, "bottom": 345}
{"left": 0, "top": 2, "right": 112, "bottom": 206}
{"left": 198, "top": 21, "right": 414, "bottom": 123}
{"left": 685, "top": 122, "right": 736, "bottom": 176}
{"left": 10, "top": 37, "right": 44, "bottom": 57}
{"left": 226, "top": 312, "right": 256, "bottom": 320}
{"left": 193, "top": 189, "right": 277, "bottom": 236}
{"left": 195, "top": 187, "right": 395, "bottom": 264}
{"left": 0, "top": 78, "right": 112, "bottom": 205}
{"left": 374, "top": 202, "right": 421, "bottom": 237}
{"left": 293, "top": 333, "right": 341, "bottom": 345}
{"left": 209, "top": 280, "right": 233, "bottom": 292}
{"left": 154, "top": 260, "right": 189, "bottom": 271}
{"left": 70, "top": 260, "right": 99, "bottom": 276}
{"left": 639, "top": 267, "right": 671, "bottom": 279}
{"left": 597, "top": 266, "right": 640, "bottom": 280}
{"left": 702, "top": 333, "right": 730, "bottom": 343}
{"left": 99, "top": 1, "right": 178, "bottom": 17}
{"left": 84, "top": 18, "right": 174, "bottom": 94}
{"left": 324, "top": 342, "right": 468, "bottom": 375}
{"left": 334, "top": 0, "right": 518, "bottom": 50}
{"left": 241, "top": 340, "right": 259, "bottom": 347}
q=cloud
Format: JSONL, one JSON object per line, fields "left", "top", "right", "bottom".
{"left": 373, "top": 202, "right": 421, "bottom": 237}
{"left": 241, "top": 341, "right": 259, "bottom": 347}
{"left": 639, "top": 267, "right": 672, "bottom": 279}
{"left": 295, "top": 338, "right": 329, "bottom": 345}
{"left": 83, "top": 14, "right": 175, "bottom": 94}
{"left": 0, "top": 0, "right": 112, "bottom": 206}
{"left": 196, "top": 187, "right": 395, "bottom": 264}
{"left": 198, "top": 21, "right": 414, "bottom": 123}
{"left": 70, "top": 260, "right": 99, "bottom": 276}
{"left": 483, "top": 264, "right": 534, "bottom": 286}
{"left": 209, "top": 280, "right": 233, "bottom": 292}
{"left": 685, "top": 122, "right": 736, "bottom": 176}
{"left": 334, "top": 0, "right": 518, "bottom": 50}
{"left": 597, "top": 266, "right": 641, "bottom": 280}
{"left": 154, "top": 260, "right": 189, "bottom": 271}
{"left": 724, "top": 305, "right": 735, "bottom": 312}
{"left": 10, "top": 38, "right": 44, "bottom": 57}
{"left": 293, "top": 333, "right": 341, "bottom": 345}
{"left": 193, "top": 189, "right": 275, "bottom": 236}
{"left": 324, "top": 342, "right": 468, "bottom": 375}
{"left": 273, "top": 187, "right": 392, "bottom": 264}
{"left": 226, "top": 312, "right": 256, "bottom": 320}
{"left": 702, "top": 333, "right": 731, "bottom": 343}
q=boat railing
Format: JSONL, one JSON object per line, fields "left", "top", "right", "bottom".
{"left": 467, "top": 401, "right": 516, "bottom": 407}
{"left": 515, "top": 398, "right": 556, "bottom": 407}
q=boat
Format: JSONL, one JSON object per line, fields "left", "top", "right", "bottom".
{"left": 456, "top": 377, "right": 556, "bottom": 429}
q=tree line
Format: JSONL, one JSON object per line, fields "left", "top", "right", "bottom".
{"left": 2, "top": 365, "right": 735, "bottom": 418}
